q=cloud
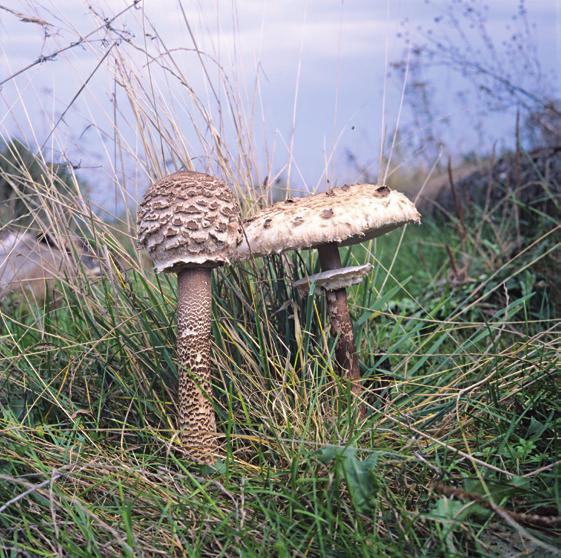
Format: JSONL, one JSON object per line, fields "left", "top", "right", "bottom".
{"left": 141, "top": 0, "right": 399, "bottom": 62}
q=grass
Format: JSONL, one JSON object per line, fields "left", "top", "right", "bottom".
{"left": 1, "top": 189, "right": 560, "bottom": 556}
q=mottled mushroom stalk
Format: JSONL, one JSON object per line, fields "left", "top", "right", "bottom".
{"left": 137, "top": 171, "right": 242, "bottom": 464}
{"left": 176, "top": 267, "right": 216, "bottom": 460}
{"left": 294, "top": 263, "right": 373, "bottom": 413}
{"left": 317, "top": 243, "right": 362, "bottom": 400}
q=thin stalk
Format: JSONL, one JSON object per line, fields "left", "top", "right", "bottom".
{"left": 317, "top": 243, "right": 363, "bottom": 410}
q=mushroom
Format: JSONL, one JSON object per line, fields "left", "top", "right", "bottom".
{"left": 137, "top": 170, "right": 242, "bottom": 464}
{"left": 235, "top": 183, "right": 421, "bottom": 408}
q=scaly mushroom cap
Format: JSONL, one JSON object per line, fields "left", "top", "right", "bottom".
{"left": 235, "top": 184, "right": 421, "bottom": 259}
{"left": 137, "top": 171, "right": 242, "bottom": 272}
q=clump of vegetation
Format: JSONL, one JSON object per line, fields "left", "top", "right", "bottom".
{"left": 0, "top": 140, "right": 78, "bottom": 232}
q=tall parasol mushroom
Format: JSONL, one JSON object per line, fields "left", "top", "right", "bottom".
{"left": 137, "top": 170, "right": 242, "bottom": 464}
{"left": 235, "top": 183, "right": 421, "bottom": 410}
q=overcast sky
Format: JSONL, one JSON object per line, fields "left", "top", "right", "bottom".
{"left": 0, "top": 0, "right": 559, "bottom": 213}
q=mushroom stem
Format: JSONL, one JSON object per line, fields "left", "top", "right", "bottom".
{"left": 177, "top": 267, "right": 217, "bottom": 463}
{"left": 317, "top": 243, "right": 363, "bottom": 408}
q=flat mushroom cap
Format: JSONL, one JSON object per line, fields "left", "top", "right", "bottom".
{"left": 293, "top": 264, "right": 373, "bottom": 294}
{"left": 137, "top": 170, "right": 242, "bottom": 272}
{"left": 236, "top": 184, "right": 421, "bottom": 260}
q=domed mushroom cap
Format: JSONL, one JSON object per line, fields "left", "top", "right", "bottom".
{"left": 137, "top": 171, "right": 242, "bottom": 272}
{"left": 235, "top": 184, "right": 421, "bottom": 260}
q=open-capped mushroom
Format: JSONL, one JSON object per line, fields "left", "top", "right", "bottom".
{"left": 235, "top": 183, "right": 421, "bottom": 410}
{"left": 137, "top": 170, "right": 242, "bottom": 464}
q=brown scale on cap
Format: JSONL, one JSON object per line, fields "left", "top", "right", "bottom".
{"left": 137, "top": 170, "right": 242, "bottom": 464}
{"left": 138, "top": 170, "right": 242, "bottom": 273}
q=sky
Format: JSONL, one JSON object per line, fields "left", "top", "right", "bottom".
{"left": 0, "top": 0, "right": 559, "bottom": 214}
